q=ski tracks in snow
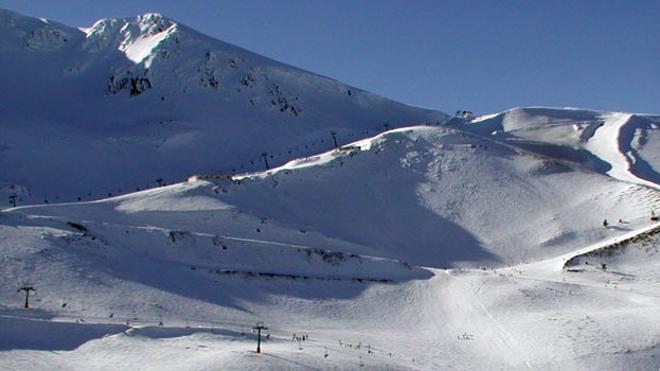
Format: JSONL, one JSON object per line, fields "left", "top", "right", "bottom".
{"left": 443, "top": 272, "right": 534, "bottom": 369}
{"left": 473, "top": 297, "right": 533, "bottom": 369}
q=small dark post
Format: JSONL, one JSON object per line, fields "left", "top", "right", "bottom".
{"left": 17, "top": 286, "right": 35, "bottom": 309}
{"left": 261, "top": 153, "right": 270, "bottom": 170}
{"left": 8, "top": 194, "right": 17, "bottom": 208}
{"left": 331, "top": 131, "right": 339, "bottom": 148}
{"left": 253, "top": 322, "right": 268, "bottom": 353}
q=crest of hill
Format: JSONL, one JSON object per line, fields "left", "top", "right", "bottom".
{"left": 13, "top": 125, "right": 660, "bottom": 268}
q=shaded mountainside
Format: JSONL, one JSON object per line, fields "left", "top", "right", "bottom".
{"left": 0, "top": 8, "right": 446, "bottom": 206}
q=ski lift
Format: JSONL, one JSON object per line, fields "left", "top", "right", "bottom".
{"left": 455, "top": 110, "right": 475, "bottom": 120}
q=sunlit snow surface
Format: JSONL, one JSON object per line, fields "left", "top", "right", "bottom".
{"left": 1, "top": 9, "right": 660, "bottom": 371}
{"left": 464, "top": 107, "right": 660, "bottom": 189}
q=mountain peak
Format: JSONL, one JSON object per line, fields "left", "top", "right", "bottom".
{"left": 0, "top": 7, "right": 445, "bottom": 205}
{"left": 128, "top": 12, "right": 177, "bottom": 37}
{"left": 84, "top": 12, "right": 179, "bottom": 61}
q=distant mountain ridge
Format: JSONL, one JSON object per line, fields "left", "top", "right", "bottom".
{"left": 461, "top": 107, "right": 660, "bottom": 189}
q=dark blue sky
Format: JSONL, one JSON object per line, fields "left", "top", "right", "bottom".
{"left": 2, "top": 0, "right": 659, "bottom": 114}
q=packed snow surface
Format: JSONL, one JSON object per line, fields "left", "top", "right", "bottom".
{"left": 1, "top": 9, "right": 660, "bottom": 371}
{"left": 2, "top": 123, "right": 660, "bottom": 370}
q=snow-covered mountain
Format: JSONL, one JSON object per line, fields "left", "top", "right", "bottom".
{"left": 462, "top": 107, "right": 660, "bottom": 188}
{"left": 18, "top": 125, "right": 657, "bottom": 267}
{"left": 0, "top": 8, "right": 445, "bottom": 206}
{"left": 2, "top": 8, "right": 660, "bottom": 371}
{"left": 2, "top": 121, "right": 660, "bottom": 369}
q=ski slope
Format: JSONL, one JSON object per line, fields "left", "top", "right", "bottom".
{"left": 1, "top": 8, "right": 660, "bottom": 371}
{"left": 1, "top": 221, "right": 659, "bottom": 370}
{"left": 2, "top": 123, "right": 660, "bottom": 370}
{"left": 465, "top": 107, "right": 660, "bottom": 189}
{"left": 9, "top": 125, "right": 659, "bottom": 266}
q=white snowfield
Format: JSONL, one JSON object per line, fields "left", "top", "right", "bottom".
{"left": 1, "top": 9, "right": 660, "bottom": 371}
{"left": 2, "top": 122, "right": 660, "bottom": 370}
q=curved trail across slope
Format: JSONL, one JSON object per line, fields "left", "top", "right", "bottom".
{"left": 586, "top": 113, "right": 658, "bottom": 189}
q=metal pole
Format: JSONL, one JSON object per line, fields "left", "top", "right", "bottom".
{"left": 253, "top": 322, "right": 268, "bottom": 353}
{"left": 18, "top": 287, "right": 34, "bottom": 309}
{"left": 256, "top": 327, "right": 261, "bottom": 353}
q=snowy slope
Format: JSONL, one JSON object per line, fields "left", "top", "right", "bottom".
{"left": 1, "top": 216, "right": 659, "bottom": 370}
{"left": 0, "top": 8, "right": 446, "bottom": 207}
{"left": 2, "top": 8, "right": 660, "bottom": 371}
{"left": 9, "top": 125, "right": 659, "bottom": 267}
{"left": 564, "top": 224, "right": 660, "bottom": 286}
{"left": 1, "top": 122, "right": 660, "bottom": 369}
{"left": 464, "top": 107, "right": 660, "bottom": 188}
